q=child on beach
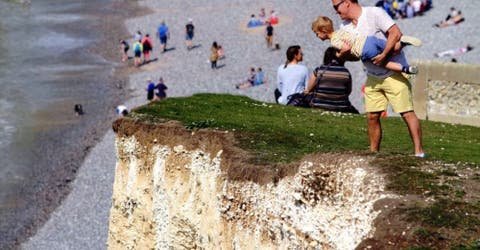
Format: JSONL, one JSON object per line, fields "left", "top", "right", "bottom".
{"left": 119, "top": 39, "right": 129, "bottom": 62}
{"left": 311, "top": 16, "right": 421, "bottom": 74}
{"left": 133, "top": 40, "right": 143, "bottom": 67}
{"left": 146, "top": 79, "right": 155, "bottom": 101}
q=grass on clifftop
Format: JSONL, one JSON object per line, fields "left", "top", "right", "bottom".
{"left": 133, "top": 93, "right": 480, "bottom": 248}
{"left": 132, "top": 93, "right": 480, "bottom": 165}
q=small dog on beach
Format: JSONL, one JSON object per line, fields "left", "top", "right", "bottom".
{"left": 74, "top": 104, "right": 84, "bottom": 115}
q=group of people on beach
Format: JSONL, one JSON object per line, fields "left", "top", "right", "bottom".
{"left": 247, "top": 8, "right": 279, "bottom": 27}
{"left": 236, "top": 67, "right": 266, "bottom": 89}
{"left": 119, "top": 19, "right": 196, "bottom": 67}
{"left": 274, "top": 0, "right": 425, "bottom": 158}
{"left": 376, "top": 0, "right": 432, "bottom": 19}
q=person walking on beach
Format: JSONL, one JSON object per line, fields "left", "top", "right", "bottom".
{"left": 265, "top": 21, "right": 274, "bottom": 49}
{"left": 133, "top": 40, "right": 143, "bottom": 67}
{"left": 210, "top": 41, "right": 220, "bottom": 69}
{"left": 331, "top": 0, "right": 424, "bottom": 157}
{"left": 119, "top": 39, "right": 129, "bottom": 62}
{"left": 141, "top": 34, "right": 153, "bottom": 63}
{"left": 185, "top": 18, "right": 195, "bottom": 50}
{"left": 157, "top": 21, "right": 169, "bottom": 52}
{"left": 311, "top": 16, "right": 420, "bottom": 74}
{"left": 275, "top": 45, "right": 309, "bottom": 105}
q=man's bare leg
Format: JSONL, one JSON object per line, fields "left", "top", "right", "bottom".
{"left": 367, "top": 111, "right": 383, "bottom": 152}
{"left": 401, "top": 111, "right": 424, "bottom": 156}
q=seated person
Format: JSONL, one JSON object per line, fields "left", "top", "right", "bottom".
{"left": 236, "top": 67, "right": 256, "bottom": 89}
{"left": 247, "top": 14, "right": 262, "bottom": 27}
{"left": 253, "top": 67, "right": 266, "bottom": 86}
{"left": 312, "top": 16, "right": 421, "bottom": 74}
{"left": 304, "top": 47, "right": 358, "bottom": 114}
{"left": 268, "top": 10, "right": 278, "bottom": 25}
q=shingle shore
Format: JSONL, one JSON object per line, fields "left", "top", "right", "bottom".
{"left": 23, "top": 1, "right": 478, "bottom": 249}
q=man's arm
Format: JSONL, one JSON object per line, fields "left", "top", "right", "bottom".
{"left": 372, "top": 24, "right": 402, "bottom": 66}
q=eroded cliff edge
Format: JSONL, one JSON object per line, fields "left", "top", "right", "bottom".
{"left": 108, "top": 118, "right": 392, "bottom": 249}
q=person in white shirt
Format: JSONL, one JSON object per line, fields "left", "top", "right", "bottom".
{"left": 331, "top": 0, "right": 425, "bottom": 157}
{"left": 276, "top": 45, "right": 310, "bottom": 105}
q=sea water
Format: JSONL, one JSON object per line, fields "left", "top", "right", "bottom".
{"left": 0, "top": 0, "right": 115, "bottom": 246}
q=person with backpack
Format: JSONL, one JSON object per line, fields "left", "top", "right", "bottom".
{"left": 133, "top": 40, "right": 143, "bottom": 67}
{"left": 141, "top": 34, "right": 153, "bottom": 63}
{"left": 157, "top": 21, "right": 169, "bottom": 52}
{"left": 304, "top": 47, "right": 358, "bottom": 114}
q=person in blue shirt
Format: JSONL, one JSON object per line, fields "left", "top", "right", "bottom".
{"left": 254, "top": 67, "right": 265, "bottom": 86}
{"left": 157, "top": 21, "right": 169, "bottom": 52}
{"left": 146, "top": 79, "right": 155, "bottom": 101}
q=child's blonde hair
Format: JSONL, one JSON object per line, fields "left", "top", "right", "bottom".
{"left": 311, "top": 16, "right": 334, "bottom": 33}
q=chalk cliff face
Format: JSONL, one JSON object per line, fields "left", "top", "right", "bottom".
{"left": 108, "top": 119, "right": 390, "bottom": 249}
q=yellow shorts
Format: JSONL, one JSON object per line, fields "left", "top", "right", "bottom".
{"left": 364, "top": 72, "right": 413, "bottom": 113}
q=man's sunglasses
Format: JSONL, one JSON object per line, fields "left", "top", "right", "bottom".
{"left": 333, "top": 0, "right": 346, "bottom": 11}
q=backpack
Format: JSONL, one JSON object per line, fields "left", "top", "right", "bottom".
{"left": 134, "top": 42, "right": 142, "bottom": 53}
{"left": 142, "top": 40, "right": 151, "bottom": 51}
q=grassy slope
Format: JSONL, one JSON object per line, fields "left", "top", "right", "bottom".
{"left": 132, "top": 94, "right": 480, "bottom": 248}
{"left": 133, "top": 93, "right": 480, "bottom": 165}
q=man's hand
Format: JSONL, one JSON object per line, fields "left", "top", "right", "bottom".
{"left": 372, "top": 52, "right": 388, "bottom": 66}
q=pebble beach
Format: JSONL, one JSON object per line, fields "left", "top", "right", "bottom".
{"left": 22, "top": 0, "right": 479, "bottom": 249}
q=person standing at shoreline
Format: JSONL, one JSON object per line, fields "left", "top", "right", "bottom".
{"left": 185, "top": 18, "right": 195, "bottom": 50}
{"left": 331, "top": 0, "right": 425, "bottom": 157}
{"left": 119, "top": 39, "right": 129, "bottom": 62}
{"left": 275, "top": 45, "right": 309, "bottom": 105}
{"left": 157, "top": 21, "right": 169, "bottom": 52}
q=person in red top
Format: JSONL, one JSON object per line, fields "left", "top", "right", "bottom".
{"left": 141, "top": 34, "right": 153, "bottom": 63}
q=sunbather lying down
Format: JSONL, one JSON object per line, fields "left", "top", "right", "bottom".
{"left": 434, "top": 45, "right": 473, "bottom": 58}
{"left": 435, "top": 11, "right": 465, "bottom": 28}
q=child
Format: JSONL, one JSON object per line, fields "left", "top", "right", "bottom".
{"left": 311, "top": 16, "right": 421, "bottom": 74}
{"left": 119, "top": 39, "right": 129, "bottom": 62}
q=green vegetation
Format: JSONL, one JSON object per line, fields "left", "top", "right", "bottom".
{"left": 133, "top": 93, "right": 480, "bottom": 165}
{"left": 132, "top": 94, "right": 480, "bottom": 248}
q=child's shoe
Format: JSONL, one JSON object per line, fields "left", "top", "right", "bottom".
{"left": 402, "top": 65, "right": 418, "bottom": 74}
{"left": 400, "top": 36, "right": 422, "bottom": 47}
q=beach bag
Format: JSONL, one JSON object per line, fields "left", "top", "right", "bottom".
{"left": 287, "top": 93, "right": 313, "bottom": 108}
